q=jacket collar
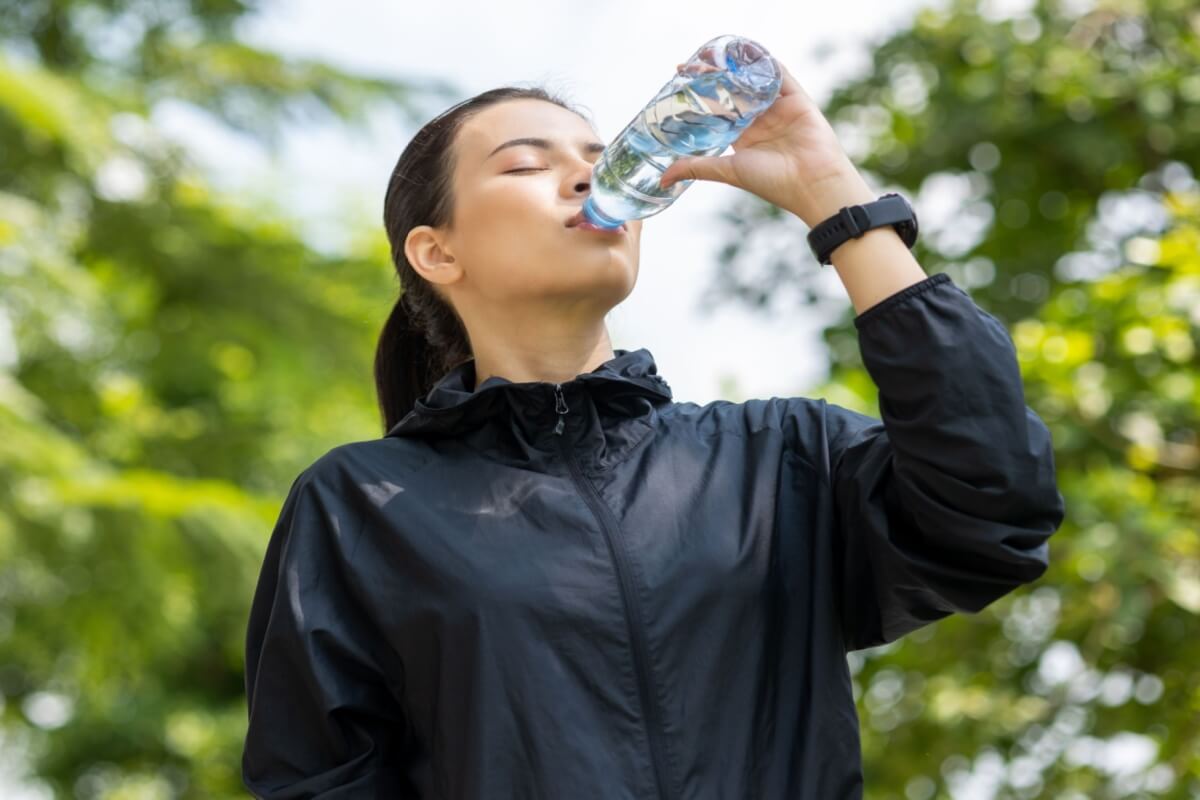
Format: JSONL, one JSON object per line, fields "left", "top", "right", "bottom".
{"left": 386, "top": 347, "right": 673, "bottom": 438}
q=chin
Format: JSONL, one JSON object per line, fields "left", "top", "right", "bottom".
{"left": 592, "top": 269, "right": 637, "bottom": 306}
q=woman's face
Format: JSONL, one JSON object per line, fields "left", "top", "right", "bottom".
{"left": 406, "top": 99, "right": 643, "bottom": 330}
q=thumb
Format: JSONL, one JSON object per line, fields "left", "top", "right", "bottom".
{"left": 659, "top": 155, "right": 734, "bottom": 190}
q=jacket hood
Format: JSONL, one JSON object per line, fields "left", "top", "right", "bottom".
{"left": 385, "top": 347, "right": 674, "bottom": 439}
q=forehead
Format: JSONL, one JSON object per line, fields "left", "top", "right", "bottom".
{"left": 455, "top": 99, "right": 600, "bottom": 168}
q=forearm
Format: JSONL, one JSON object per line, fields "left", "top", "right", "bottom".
{"left": 788, "top": 169, "right": 928, "bottom": 317}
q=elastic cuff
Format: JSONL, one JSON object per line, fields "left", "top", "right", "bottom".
{"left": 852, "top": 272, "right": 953, "bottom": 331}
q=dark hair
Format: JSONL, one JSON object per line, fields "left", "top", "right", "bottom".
{"left": 376, "top": 85, "right": 592, "bottom": 434}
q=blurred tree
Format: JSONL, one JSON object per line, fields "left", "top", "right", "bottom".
{"left": 702, "top": 0, "right": 1199, "bottom": 796}
{"left": 0, "top": 0, "right": 458, "bottom": 796}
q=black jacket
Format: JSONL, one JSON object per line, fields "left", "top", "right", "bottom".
{"left": 242, "top": 271, "right": 1066, "bottom": 799}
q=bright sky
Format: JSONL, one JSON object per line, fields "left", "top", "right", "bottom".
{"left": 163, "top": 0, "right": 947, "bottom": 406}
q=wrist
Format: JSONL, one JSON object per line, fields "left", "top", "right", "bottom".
{"left": 788, "top": 169, "right": 877, "bottom": 228}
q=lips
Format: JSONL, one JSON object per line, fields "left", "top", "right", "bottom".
{"left": 566, "top": 209, "right": 626, "bottom": 231}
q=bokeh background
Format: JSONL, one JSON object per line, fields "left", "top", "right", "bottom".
{"left": 1, "top": 0, "right": 1198, "bottom": 797}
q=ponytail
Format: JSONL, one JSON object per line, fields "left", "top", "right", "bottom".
{"left": 374, "top": 295, "right": 434, "bottom": 433}
{"left": 374, "top": 291, "right": 470, "bottom": 434}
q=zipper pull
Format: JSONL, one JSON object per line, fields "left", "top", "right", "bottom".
{"left": 553, "top": 383, "right": 569, "bottom": 436}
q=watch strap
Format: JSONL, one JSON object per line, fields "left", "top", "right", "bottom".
{"left": 806, "top": 193, "right": 915, "bottom": 266}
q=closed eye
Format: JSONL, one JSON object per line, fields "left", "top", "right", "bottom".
{"left": 504, "top": 167, "right": 547, "bottom": 174}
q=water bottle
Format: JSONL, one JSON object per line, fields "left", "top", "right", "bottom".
{"left": 578, "top": 34, "right": 783, "bottom": 230}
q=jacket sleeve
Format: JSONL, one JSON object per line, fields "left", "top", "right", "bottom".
{"left": 242, "top": 465, "right": 417, "bottom": 798}
{"left": 822, "top": 272, "right": 1066, "bottom": 652}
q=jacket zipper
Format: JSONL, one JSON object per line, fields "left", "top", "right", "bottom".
{"left": 552, "top": 383, "right": 674, "bottom": 800}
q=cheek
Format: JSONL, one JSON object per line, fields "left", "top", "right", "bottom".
{"left": 454, "top": 185, "right": 637, "bottom": 298}
{"left": 457, "top": 226, "right": 565, "bottom": 299}
{"left": 456, "top": 188, "right": 553, "bottom": 267}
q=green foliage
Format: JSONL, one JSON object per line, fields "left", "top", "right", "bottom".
{"left": 0, "top": 0, "right": 459, "bottom": 795}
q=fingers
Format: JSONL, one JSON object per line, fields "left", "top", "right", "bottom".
{"left": 661, "top": 154, "right": 733, "bottom": 190}
{"left": 775, "top": 61, "right": 811, "bottom": 103}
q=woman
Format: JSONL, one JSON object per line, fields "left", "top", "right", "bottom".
{"left": 241, "top": 61, "right": 1065, "bottom": 799}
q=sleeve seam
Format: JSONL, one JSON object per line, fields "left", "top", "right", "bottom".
{"left": 852, "top": 272, "right": 953, "bottom": 331}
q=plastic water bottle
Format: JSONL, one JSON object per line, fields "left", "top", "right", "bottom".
{"left": 578, "top": 34, "right": 783, "bottom": 230}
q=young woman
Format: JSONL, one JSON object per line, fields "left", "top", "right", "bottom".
{"left": 241, "top": 61, "right": 1065, "bottom": 799}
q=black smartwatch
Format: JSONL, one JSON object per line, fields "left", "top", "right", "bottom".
{"left": 806, "top": 192, "right": 919, "bottom": 266}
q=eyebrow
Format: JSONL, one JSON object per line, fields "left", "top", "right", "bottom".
{"left": 485, "top": 137, "right": 606, "bottom": 162}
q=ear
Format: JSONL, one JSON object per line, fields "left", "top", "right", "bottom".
{"left": 405, "top": 225, "right": 465, "bottom": 288}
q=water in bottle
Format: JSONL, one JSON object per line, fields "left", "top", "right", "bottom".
{"left": 579, "top": 34, "right": 783, "bottom": 230}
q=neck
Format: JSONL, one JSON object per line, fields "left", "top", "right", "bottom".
{"left": 469, "top": 327, "right": 616, "bottom": 392}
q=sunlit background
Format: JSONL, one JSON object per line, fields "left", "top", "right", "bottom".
{"left": 1, "top": 0, "right": 1198, "bottom": 797}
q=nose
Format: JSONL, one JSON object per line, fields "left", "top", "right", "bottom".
{"left": 573, "top": 166, "right": 592, "bottom": 194}
{"left": 569, "top": 155, "right": 596, "bottom": 195}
